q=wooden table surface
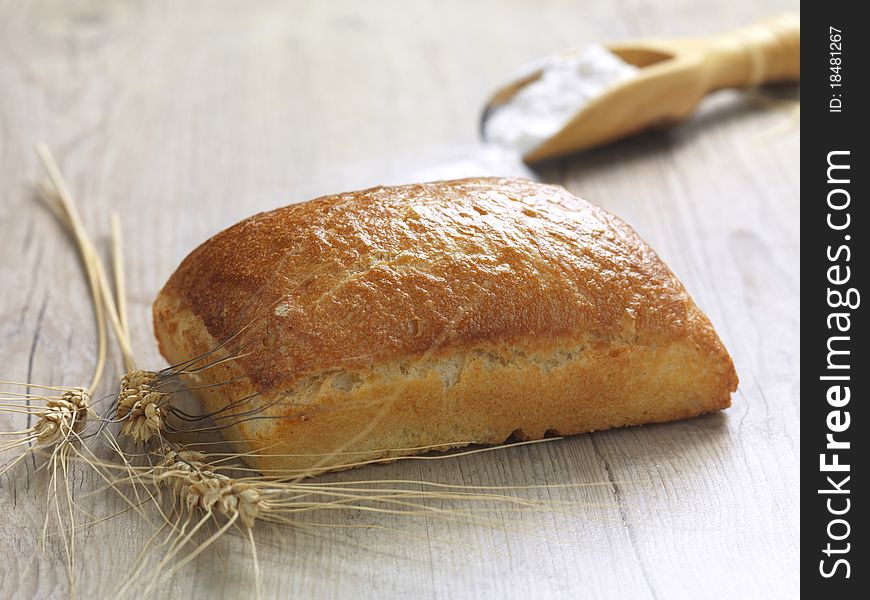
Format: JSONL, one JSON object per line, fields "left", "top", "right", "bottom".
{"left": 0, "top": 1, "right": 799, "bottom": 598}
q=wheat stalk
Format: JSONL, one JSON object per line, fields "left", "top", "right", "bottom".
{"left": 116, "top": 371, "right": 168, "bottom": 443}
{"left": 1, "top": 145, "right": 627, "bottom": 600}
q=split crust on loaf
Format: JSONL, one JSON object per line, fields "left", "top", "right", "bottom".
{"left": 153, "top": 177, "right": 737, "bottom": 473}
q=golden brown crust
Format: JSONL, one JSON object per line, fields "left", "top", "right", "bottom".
{"left": 153, "top": 178, "right": 737, "bottom": 472}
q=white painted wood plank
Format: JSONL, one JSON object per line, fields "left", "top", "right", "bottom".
{"left": 0, "top": 0, "right": 799, "bottom": 597}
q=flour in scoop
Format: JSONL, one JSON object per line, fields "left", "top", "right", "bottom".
{"left": 484, "top": 45, "right": 638, "bottom": 156}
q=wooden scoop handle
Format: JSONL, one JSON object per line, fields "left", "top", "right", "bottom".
{"left": 706, "top": 13, "right": 800, "bottom": 89}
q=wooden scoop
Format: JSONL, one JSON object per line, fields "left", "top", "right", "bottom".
{"left": 482, "top": 14, "right": 800, "bottom": 163}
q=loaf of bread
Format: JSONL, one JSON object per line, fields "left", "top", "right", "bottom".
{"left": 153, "top": 178, "right": 737, "bottom": 474}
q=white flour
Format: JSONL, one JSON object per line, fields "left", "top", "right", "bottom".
{"left": 306, "top": 47, "right": 635, "bottom": 195}
{"left": 402, "top": 144, "right": 536, "bottom": 182}
{"left": 484, "top": 45, "right": 638, "bottom": 156}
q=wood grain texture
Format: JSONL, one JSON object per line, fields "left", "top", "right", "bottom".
{"left": 0, "top": 0, "right": 799, "bottom": 598}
